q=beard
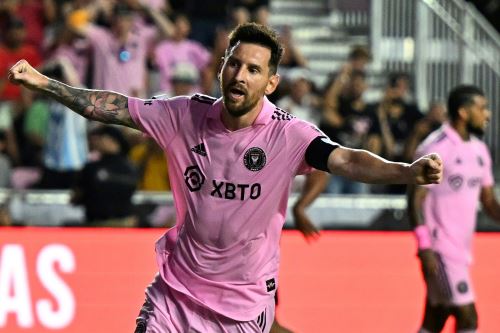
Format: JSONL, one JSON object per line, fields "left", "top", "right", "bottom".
{"left": 221, "top": 81, "right": 260, "bottom": 118}
{"left": 223, "top": 95, "right": 260, "bottom": 117}
{"left": 467, "top": 120, "right": 486, "bottom": 138}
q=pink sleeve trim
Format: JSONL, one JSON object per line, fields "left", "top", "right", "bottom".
{"left": 414, "top": 224, "right": 432, "bottom": 251}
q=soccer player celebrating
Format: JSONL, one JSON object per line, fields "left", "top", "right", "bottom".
{"left": 408, "top": 85, "right": 500, "bottom": 333}
{"left": 9, "top": 23, "right": 442, "bottom": 333}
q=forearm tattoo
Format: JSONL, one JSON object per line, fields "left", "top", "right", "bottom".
{"left": 45, "top": 79, "right": 135, "bottom": 127}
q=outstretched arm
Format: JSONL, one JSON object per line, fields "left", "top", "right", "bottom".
{"left": 327, "top": 146, "right": 442, "bottom": 185}
{"left": 8, "top": 60, "right": 137, "bottom": 129}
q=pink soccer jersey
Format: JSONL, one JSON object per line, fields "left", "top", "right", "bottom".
{"left": 154, "top": 40, "right": 211, "bottom": 93}
{"left": 50, "top": 41, "right": 90, "bottom": 85}
{"left": 416, "top": 124, "right": 494, "bottom": 264}
{"left": 86, "top": 25, "right": 156, "bottom": 96}
{"left": 128, "top": 95, "right": 321, "bottom": 321}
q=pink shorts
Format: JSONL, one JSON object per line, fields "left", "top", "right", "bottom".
{"left": 426, "top": 253, "right": 475, "bottom": 306}
{"left": 135, "top": 274, "right": 275, "bottom": 333}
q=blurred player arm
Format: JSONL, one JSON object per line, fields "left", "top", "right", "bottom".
{"left": 480, "top": 186, "right": 500, "bottom": 222}
{"left": 408, "top": 183, "right": 439, "bottom": 276}
{"left": 327, "top": 146, "right": 442, "bottom": 185}
{"left": 292, "top": 170, "right": 329, "bottom": 240}
{"left": 8, "top": 60, "right": 137, "bottom": 129}
{"left": 407, "top": 184, "right": 429, "bottom": 228}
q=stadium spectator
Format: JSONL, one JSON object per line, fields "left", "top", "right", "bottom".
{"left": 373, "top": 73, "right": 424, "bottom": 193}
{"left": 0, "top": 131, "right": 12, "bottom": 188}
{"left": 130, "top": 137, "right": 170, "bottom": 192}
{"left": 386, "top": 72, "right": 418, "bottom": 105}
{"left": 376, "top": 97, "right": 416, "bottom": 162}
{"left": 207, "top": 25, "right": 231, "bottom": 96}
{"left": 344, "top": 44, "right": 372, "bottom": 72}
{"left": 68, "top": 2, "right": 172, "bottom": 97}
{"left": 230, "top": 0, "right": 270, "bottom": 25}
{"left": 408, "top": 85, "right": 500, "bottom": 333}
{"left": 0, "top": 0, "right": 56, "bottom": 52}
{"left": 170, "top": 62, "right": 200, "bottom": 96}
{"left": 186, "top": 0, "right": 230, "bottom": 48}
{"left": 0, "top": 17, "right": 42, "bottom": 166}
{"left": 8, "top": 22, "right": 442, "bottom": 332}
{"left": 320, "top": 69, "right": 381, "bottom": 193}
{"left": 270, "top": 25, "right": 308, "bottom": 102}
{"left": 276, "top": 68, "right": 321, "bottom": 125}
{"left": 72, "top": 125, "right": 138, "bottom": 227}
{"left": 229, "top": 5, "right": 252, "bottom": 28}
{"left": 30, "top": 60, "right": 88, "bottom": 189}
{"left": 278, "top": 25, "right": 308, "bottom": 71}
{"left": 0, "top": 204, "right": 12, "bottom": 226}
{"left": 153, "top": 12, "right": 211, "bottom": 95}
{"left": 320, "top": 44, "right": 371, "bottom": 133}
{"left": 46, "top": 23, "right": 91, "bottom": 87}
{"left": 404, "top": 101, "right": 447, "bottom": 162}
{"left": 0, "top": 17, "right": 42, "bottom": 103}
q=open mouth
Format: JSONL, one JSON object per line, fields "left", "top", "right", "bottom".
{"left": 228, "top": 87, "right": 246, "bottom": 101}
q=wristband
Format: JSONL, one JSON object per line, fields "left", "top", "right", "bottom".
{"left": 414, "top": 225, "right": 432, "bottom": 250}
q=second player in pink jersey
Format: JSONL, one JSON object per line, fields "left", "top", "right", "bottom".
{"left": 409, "top": 85, "right": 500, "bottom": 333}
{"left": 9, "top": 23, "right": 443, "bottom": 333}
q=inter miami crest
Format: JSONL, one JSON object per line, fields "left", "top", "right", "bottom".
{"left": 244, "top": 147, "right": 266, "bottom": 172}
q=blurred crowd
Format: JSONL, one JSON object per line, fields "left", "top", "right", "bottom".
{"left": 0, "top": 0, "right": 448, "bottom": 227}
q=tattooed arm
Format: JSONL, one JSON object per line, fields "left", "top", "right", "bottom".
{"left": 45, "top": 79, "right": 136, "bottom": 127}
{"left": 8, "top": 59, "right": 137, "bottom": 129}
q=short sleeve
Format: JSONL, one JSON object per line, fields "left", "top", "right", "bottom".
{"left": 287, "top": 119, "right": 324, "bottom": 175}
{"left": 128, "top": 96, "right": 189, "bottom": 149}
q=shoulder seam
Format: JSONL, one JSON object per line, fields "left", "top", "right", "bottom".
{"left": 271, "top": 107, "right": 295, "bottom": 121}
{"left": 191, "top": 94, "right": 217, "bottom": 105}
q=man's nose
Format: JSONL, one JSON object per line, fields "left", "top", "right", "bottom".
{"left": 234, "top": 66, "right": 247, "bottom": 82}
{"left": 485, "top": 109, "right": 491, "bottom": 121}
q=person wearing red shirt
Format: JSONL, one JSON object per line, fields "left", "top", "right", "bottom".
{"left": 0, "top": 17, "right": 41, "bottom": 102}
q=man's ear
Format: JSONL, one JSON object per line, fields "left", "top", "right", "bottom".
{"left": 458, "top": 106, "right": 469, "bottom": 121}
{"left": 265, "top": 74, "right": 280, "bottom": 95}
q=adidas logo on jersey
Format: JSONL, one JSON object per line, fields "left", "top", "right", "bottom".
{"left": 191, "top": 143, "right": 207, "bottom": 156}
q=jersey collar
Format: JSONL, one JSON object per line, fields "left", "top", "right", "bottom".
{"left": 207, "top": 96, "right": 275, "bottom": 126}
{"left": 442, "top": 123, "right": 464, "bottom": 144}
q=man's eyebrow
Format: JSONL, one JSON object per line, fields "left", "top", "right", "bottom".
{"left": 228, "top": 55, "right": 263, "bottom": 71}
{"left": 248, "top": 63, "right": 263, "bottom": 71}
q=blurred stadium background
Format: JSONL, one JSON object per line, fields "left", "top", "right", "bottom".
{"left": 1, "top": 0, "right": 500, "bottom": 332}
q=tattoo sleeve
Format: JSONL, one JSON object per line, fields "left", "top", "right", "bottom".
{"left": 44, "top": 79, "right": 137, "bottom": 128}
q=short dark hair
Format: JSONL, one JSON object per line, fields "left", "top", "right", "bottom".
{"left": 227, "top": 23, "right": 284, "bottom": 75}
{"left": 113, "top": 3, "right": 133, "bottom": 17}
{"left": 348, "top": 45, "right": 371, "bottom": 61}
{"left": 388, "top": 72, "right": 410, "bottom": 87}
{"left": 447, "top": 85, "right": 484, "bottom": 121}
